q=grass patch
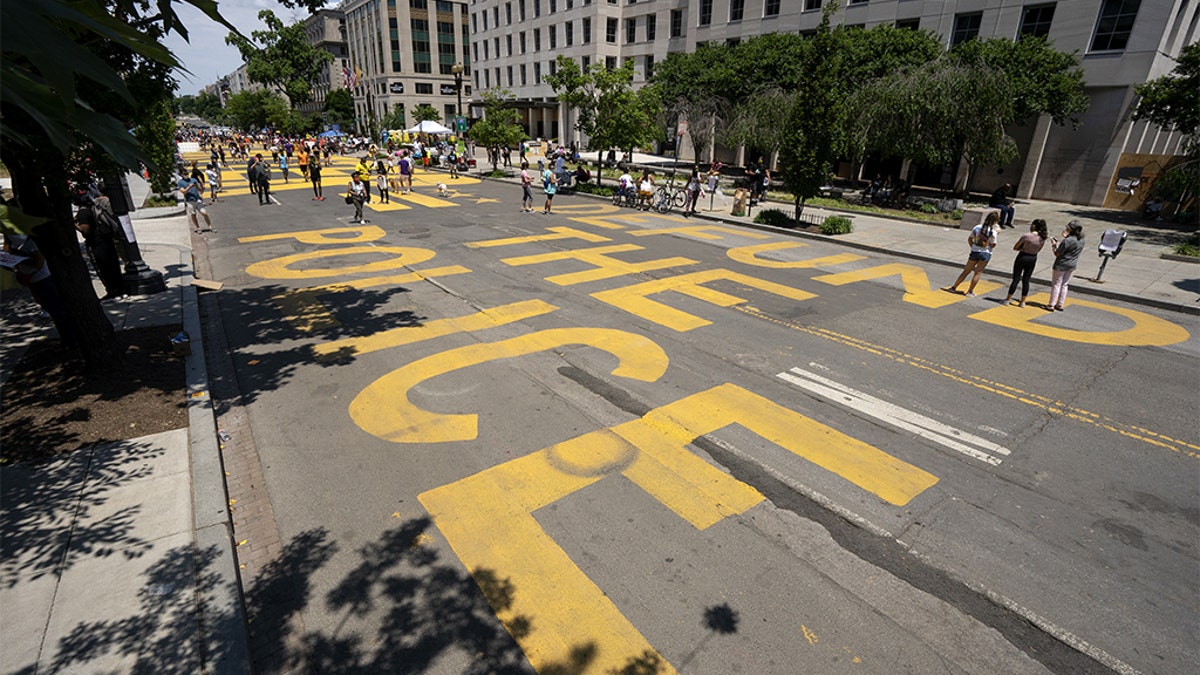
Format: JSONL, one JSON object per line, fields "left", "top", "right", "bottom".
{"left": 1173, "top": 232, "right": 1200, "bottom": 257}
{"left": 763, "top": 190, "right": 965, "bottom": 225}
{"left": 143, "top": 195, "right": 176, "bottom": 208}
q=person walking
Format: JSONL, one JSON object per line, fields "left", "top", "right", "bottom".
{"left": 684, "top": 165, "right": 702, "bottom": 216}
{"left": 279, "top": 154, "right": 289, "bottom": 183}
{"left": 177, "top": 173, "right": 215, "bottom": 231}
{"left": 309, "top": 153, "right": 324, "bottom": 201}
{"left": 355, "top": 156, "right": 373, "bottom": 202}
{"left": 205, "top": 163, "right": 221, "bottom": 203}
{"left": 541, "top": 163, "right": 558, "bottom": 215}
{"left": 298, "top": 146, "right": 310, "bottom": 182}
{"left": 376, "top": 163, "right": 391, "bottom": 203}
{"left": 520, "top": 161, "right": 534, "bottom": 212}
{"left": 1047, "top": 220, "right": 1085, "bottom": 311}
{"left": 256, "top": 159, "right": 272, "bottom": 205}
{"left": 398, "top": 151, "right": 413, "bottom": 193}
{"left": 946, "top": 211, "right": 999, "bottom": 297}
{"left": 1003, "top": 219, "right": 1049, "bottom": 307}
{"left": 247, "top": 154, "right": 263, "bottom": 198}
{"left": 348, "top": 173, "right": 368, "bottom": 223}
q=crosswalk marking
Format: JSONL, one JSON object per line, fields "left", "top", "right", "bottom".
{"left": 777, "top": 366, "right": 1010, "bottom": 466}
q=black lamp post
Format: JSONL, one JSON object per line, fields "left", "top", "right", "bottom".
{"left": 451, "top": 62, "right": 464, "bottom": 121}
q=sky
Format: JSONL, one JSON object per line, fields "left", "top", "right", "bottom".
{"left": 164, "top": 0, "right": 333, "bottom": 96}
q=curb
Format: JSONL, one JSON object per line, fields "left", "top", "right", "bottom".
{"left": 181, "top": 257, "right": 252, "bottom": 673}
{"left": 478, "top": 173, "right": 1198, "bottom": 316}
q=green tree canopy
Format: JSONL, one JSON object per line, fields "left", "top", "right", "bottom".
{"left": 1133, "top": 42, "right": 1200, "bottom": 136}
{"left": 951, "top": 36, "right": 1090, "bottom": 126}
{"left": 468, "top": 90, "right": 527, "bottom": 170}
{"left": 193, "top": 91, "right": 224, "bottom": 122}
{"left": 546, "top": 56, "right": 661, "bottom": 160}
{"left": 324, "top": 88, "right": 356, "bottom": 130}
{"left": 413, "top": 104, "right": 441, "bottom": 123}
{"left": 225, "top": 10, "right": 333, "bottom": 107}
{"left": 224, "top": 89, "right": 288, "bottom": 132}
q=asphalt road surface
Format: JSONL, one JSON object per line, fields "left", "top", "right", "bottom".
{"left": 193, "top": 154, "right": 1198, "bottom": 675}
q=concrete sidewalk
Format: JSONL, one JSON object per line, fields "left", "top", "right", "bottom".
{"left": 0, "top": 189, "right": 247, "bottom": 673}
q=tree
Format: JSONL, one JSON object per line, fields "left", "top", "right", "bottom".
{"left": 951, "top": 35, "right": 1089, "bottom": 126}
{"left": 381, "top": 103, "right": 407, "bottom": 131}
{"left": 413, "top": 104, "right": 441, "bottom": 123}
{"left": 546, "top": 56, "right": 661, "bottom": 170}
{"left": 225, "top": 10, "right": 332, "bottom": 107}
{"left": 135, "top": 99, "right": 178, "bottom": 195}
{"left": 324, "top": 88, "right": 355, "bottom": 130}
{"left": 1133, "top": 42, "right": 1200, "bottom": 211}
{"left": 193, "top": 91, "right": 224, "bottom": 122}
{"left": 468, "top": 90, "right": 527, "bottom": 171}
{"left": 224, "top": 89, "right": 288, "bottom": 133}
{"left": 1, "top": 0, "right": 324, "bottom": 371}
{"left": 776, "top": 6, "right": 849, "bottom": 218}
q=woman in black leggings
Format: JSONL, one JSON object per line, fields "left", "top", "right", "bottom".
{"left": 1004, "top": 219, "right": 1049, "bottom": 307}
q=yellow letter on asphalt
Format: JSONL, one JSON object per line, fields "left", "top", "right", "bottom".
{"left": 592, "top": 269, "right": 816, "bottom": 331}
{"left": 501, "top": 244, "right": 697, "bottom": 286}
{"left": 238, "top": 225, "right": 386, "bottom": 245}
{"left": 418, "top": 383, "right": 936, "bottom": 673}
{"left": 351, "top": 328, "right": 669, "bottom": 443}
{"left": 812, "top": 263, "right": 1003, "bottom": 307}
{"left": 969, "top": 294, "right": 1191, "bottom": 346}
{"left": 727, "top": 241, "right": 866, "bottom": 269}
{"left": 245, "top": 245, "right": 437, "bottom": 280}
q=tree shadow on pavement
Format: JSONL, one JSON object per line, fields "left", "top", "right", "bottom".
{"left": 0, "top": 438, "right": 163, "bottom": 589}
{"left": 33, "top": 516, "right": 673, "bottom": 674}
{"left": 202, "top": 283, "right": 425, "bottom": 408}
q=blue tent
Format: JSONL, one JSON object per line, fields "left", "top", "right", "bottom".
{"left": 317, "top": 130, "right": 346, "bottom": 138}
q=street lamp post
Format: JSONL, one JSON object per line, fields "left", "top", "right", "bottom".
{"left": 451, "top": 62, "right": 464, "bottom": 119}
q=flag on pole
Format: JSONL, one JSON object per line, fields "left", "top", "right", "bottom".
{"left": 342, "top": 65, "right": 353, "bottom": 88}
{"left": 354, "top": 66, "right": 364, "bottom": 88}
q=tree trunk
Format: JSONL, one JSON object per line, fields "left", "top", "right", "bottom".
{"left": 795, "top": 194, "right": 805, "bottom": 221}
{"left": 9, "top": 152, "right": 120, "bottom": 372}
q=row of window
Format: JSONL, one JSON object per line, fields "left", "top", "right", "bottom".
{"left": 472, "top": 52, "right": 654, "bottom": 90}
{"left": 472, "top": 0, "right": 1140, "bottom": 54}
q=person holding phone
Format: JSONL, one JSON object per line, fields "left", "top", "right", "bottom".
{"left": 946, "top": 211, "right": 999, "bottom": 297}
{"left": 1047, "top": 220, "right": 1085, "bottom": 311}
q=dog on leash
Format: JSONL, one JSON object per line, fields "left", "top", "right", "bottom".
{"left": 436, "top": 182, "right": 450, "bottom": 198}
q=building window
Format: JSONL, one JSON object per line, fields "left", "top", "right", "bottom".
{"left": 1018, "top": 5, "right": 1056, "bottom": 39}
{"left": 507, "top": 65, "right": 513, "bottom": 86}
{"left": 951, "top": 12, "right": 982, "bottom": 47}
{"left": 519, "top": 0, "right": 526, "bottom": 22}
{"left": 507, "top": 34, "right": 513, "bottom": 56}
{"left": 626, "top": 17, "right": 636, "bottom": 43}
{"left": 606, "top": 55, "right": 616, "bottom": 70}
{"left": 416, "top": 82, "right": 433, "bottom": 94}
{"left": 520, "top": 31, "right": 526, "bottom": 53}
{"left": 493, "top": 6, "right": 500, "bottom": 27}
{"left": 472, "top": 42, "right": 478, "bottom": 62}
{"left": 670, "top": 9, "right": 682, "bottom": 37}
{"left": 435, "top": 1, "right": 452, "bottom": 11}
{"left": 549, "top": 24, "right": 557, "bottom": 49}
{"left": 582, "top": 55, "right": 591, "bottom": 70}
{"left": 606, "top": 17, "right": 617, "bottom": 43}
{"left": 699, "top": 0, "right": 713, "bottom": 26}
{"left": 644, "top": 54, "right": 654, "bottom": 79}
{"left": 506, "top": 2, "right": 512, "bottom": 24}
{"left": 646, "top": 14, "right": 656, "bottom": 40}
{"left": 482, "top": 11, "right": 488, "bottom": 31}
{"left": 1091, "top": 0, "right": 1139, "bottom": 51}
{"left": 583, "top": 17, "right": 592, "bottom": 43}
{"left": 765, "top": 0, "right": 781, "bottom": 16}
{"left": 534, "top": 61, "right": 542, "bottom": 83}
{"left": 534, "top": 28, "right": 541, "bottom": 51}
{"left": 412, "top": 18, "right": 432, "bottom": 73}
{"left": 550, "top": 59, "right": 557, "bottom": 76}
{"left": 484, "top": 69, "right": 490, "bottom": 87}
{"left": 849, "top": 0, "right": 868, "bottom": 5}
{"left": 438, "top": 21, "right": 457, "bottom": 74}
{"left": 520, "top": 63, "right": 527, "bottom": 85}
{"left": 471, "top": 12, "right": 477, "bottom": 33}
{"left": 535, "top": 0, "right": 541, "bottom": 18}
{"left": 804, "top": 0, "right": 822, "bottom": 11}
{"left": 566, "top": 21, "right": 574, "bottom": 45}
{"left": 730, "top": 0, "right": 744, "bottom": 22}
{"left": 895, "top": 18, "right": 919, "bottom": 30}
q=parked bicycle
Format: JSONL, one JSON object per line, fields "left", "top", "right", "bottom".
{"left": 612, "top": 185, "right": 638, "bottom": 209}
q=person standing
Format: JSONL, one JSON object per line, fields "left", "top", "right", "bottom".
{"left": 398, "top": 152, "right": 413, "bottom": 193}
{"left": 541, "top": 163, "right": 558, "bottom": 214}
{"left": 74, "top": 197, "right": 126, "bottom": 299}
{"left": 376, "top": 163, "right": 391, "bottom": 203}
{"left": 298, "top": 146, "right": 309, "bottom": 181}
{"left": 309, "top": 153, "right": 324, "bottom": 201}
{"left": 1003, "top": 219, "right": 1049, "bottom": 307}
{"left": 520, "top": 160, "right": 534, "bottom": 212}
{"left": 247, "top": 154, "right": 262, "bottom": 197}
{"left": 177, "top": 173, "right": 215, "bottom": 231}
{"left": 348, "top": 173, "right": 368, "bottom": 223}
{"left": 684, "top": 165, "right": 702, "bottom": 216}
{"left": 990, "top": 183, "right": 1016, "bottom": 229}
{"left": 946, "top": 211, "right": 999, "bottom": 297}
{"left": 1047, "top": 220, "right": 1085, "bottom": 311}
{"left": 205, "top": 163, "right": 221, "bottom": 203}
{"left": 278, "top": 154, "right": 290, "bottom": 183}
{"left": 355, "top": 156, "right": 372, "bottom": 202}
{"left": 637, "top": 169, "right": 655, "bottom": 210}
{"left": 256, "top": 159, "right": 272, "bottom": 205}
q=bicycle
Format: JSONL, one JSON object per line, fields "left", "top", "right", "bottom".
{"left": 612, "top": 186, "right": 637, "bottom": 208}
{"left": 650, "top": 187, "right": 675, "bottom": 213}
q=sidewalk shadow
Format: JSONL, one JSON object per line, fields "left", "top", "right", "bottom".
{"left": 34, "top": 517, "right": 674, "bottom": 673}
{"left": 1, "top": 438, "right": 164, "bottom": 589}
{"left": 204, "top": 283, "right": 425, "bottom": 406}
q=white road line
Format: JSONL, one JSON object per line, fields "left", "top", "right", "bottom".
{"left": 777, "top": 367, "right": 1009, "bottom": 466}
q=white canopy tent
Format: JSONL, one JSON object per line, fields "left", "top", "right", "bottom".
{"left": 406, "top": 120, "right": 454, "bottom": 134}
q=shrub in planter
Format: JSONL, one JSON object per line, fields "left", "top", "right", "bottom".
{"left": 820, "top": 215, "right": 853, "bottom": 235}
{"left": 952, "top": 209, "right": 964, "bottom": 220}
{"left": 1174, "top": 232, "right": 1200, "bottom": 257}
{"left": 575, "top": 183, "right": 614, "bottom": 197}
{"left": 920, "top": 203, "right": 939, "bottom": 214}
{"left": 753, "top": 208, "right": 793, "bottom": 226}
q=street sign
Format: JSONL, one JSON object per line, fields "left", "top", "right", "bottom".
{"left": 677, "top": 119, "right": 689, "bottom": 137}
{"left": 456, "top": 116, "right": 467, "bottom": 132}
